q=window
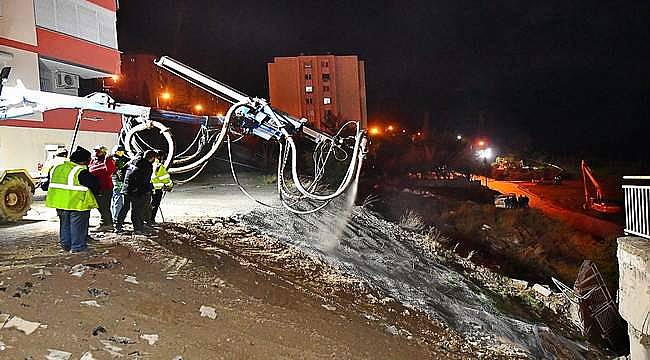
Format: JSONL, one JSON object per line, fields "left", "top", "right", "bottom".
{"left": 324, "top": 110, "right": 332, "bottom": 119}
{"left": 323, "top": 85, "right": 330, "bottom": 92}
{"left": 304, "top": 62, "right": 312, "bottom": 68}
{"left": 306, "top": 97, "right": 313, "bottom": 104}
{"left": 322, "top": 61, "right": 329, "bottom": 68}
{"left": 304, "top": 73, "right": 312, "bottom": 80}
{"left": 305, "top": 86, "right": 313, "bottom": 93}
{"left": 322, "top": 73, "right": 330, "bottom": 81}
{"left": 323, "top": 97, "right": 331, "bottom": 105}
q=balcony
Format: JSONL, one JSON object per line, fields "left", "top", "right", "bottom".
{"left": 623, "top": 176, "right": 650, "bottom": 240}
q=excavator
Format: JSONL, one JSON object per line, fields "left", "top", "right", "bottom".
{"left": 0, "top": 57, "right": 368, "bottom": 220}
{"left": 581, "top": 160, "right": 621, "bottom": 214}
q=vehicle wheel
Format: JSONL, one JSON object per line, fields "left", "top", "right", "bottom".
{"left": 0, "top": 176, "right": 33, "bottom": 222}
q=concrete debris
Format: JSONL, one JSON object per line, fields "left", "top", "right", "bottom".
{"left": 124, "top": 275, "right": 139, "bottom": 284}
{"left": 45, "top": 349, "right": 72, "bottom": 360}
{"left": 199, "top": 305, "right": 217, "bottom": 319}
{"left": 32, "top": 269, "right": 52, "bottom": 279}
{"left": 85, "top": 260, "right": 118, "bottom": 270}
{"left": 92, "top": 325, "right": 106, "bottom": 336}
{"left": 140, "top": 333, "right": 159, "bottom": 345}
{"left": 88, "top": 287, "right": 110, "bottom": 297}
{"left": 13, "top": 281, "right": 33, "bottom": 297}
{"left": 108, "top": 336, "right": 136, "bottom": 344}
{"left": 511, "top": 279, "right": 529, "bottom": 290}
{"left": 80, "top": 300, "right": 101, "bottom": 308}
{"left": 385, "top": 325, "right": 399, "bottom": 336}
{"left": 1, "top": 315, "right": 41, "bottom": 335}
{"left": 532, "top": 283, "right": 553, "bottom": 297}
{"left": 79, "top": 352, "right": 96, "bottom": 360}
{"left": 69, "top": 264, "right": 88, "bottom": 277}
{"left": 99, "top": 340, "right": 123, "bottom": 356}
{"left": 321, "top": 304, "right": 336, "bottom": 311}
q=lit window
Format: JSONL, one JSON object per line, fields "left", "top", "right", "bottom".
{"left": 304, "top": 62, "right": 312, "bottom": 68}
{"left": 323, "top": 97, "right": 331, "bottom": 105}
{"left": 305, "top": 86, "right": 313, "bottom": 93}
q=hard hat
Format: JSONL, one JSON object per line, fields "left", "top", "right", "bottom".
{"left": 93, "top": 145, "right": 108, "bottom": 152}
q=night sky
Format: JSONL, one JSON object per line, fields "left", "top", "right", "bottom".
{"left": 118, "top": 1, "right": 649, "bottom": 162}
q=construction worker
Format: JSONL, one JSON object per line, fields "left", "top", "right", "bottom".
{"left": 148, "top": 150, "right": 173, "bottom": 224}
{"left": 40, "top": 147, "right": 68, "bottom": 190}
{"left": 110, "top": 144, "right": 130, "bottom": 223}
{"left": 115, "top": 150, "right": 156, "bottom": 234}
{"left": 45, "top": 146, "right": 99, "bottom": 253}
{"left": 89, "top": 145, "right": 116, "bottom": 231}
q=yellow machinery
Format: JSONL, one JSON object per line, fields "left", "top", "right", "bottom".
{"left": 0, "top": 168, "right": 35, "bottom": 222}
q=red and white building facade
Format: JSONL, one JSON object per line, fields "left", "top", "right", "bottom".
{"left": 0, "top": 0, "right": 121, "bottom": 174}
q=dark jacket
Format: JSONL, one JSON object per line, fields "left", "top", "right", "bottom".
{"left": 112, "top": 154, "right": 130, "bottom": 185}
{"left": 78, "top": 169, "right": 100, "bottom": 196}
{"left": 121, "top": 155, "right": 153, "bottom": 196}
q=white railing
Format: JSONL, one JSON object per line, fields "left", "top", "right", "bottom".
{"left": 623, "top": 176, "right": 650, "bottom": 240}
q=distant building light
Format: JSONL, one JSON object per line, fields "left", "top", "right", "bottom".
{"left": 323, "top": 97, "right": 331, "bottom": 105}
{"left": 457, "top": 134, "right": 462, "bottom": 140}
{"left": 369, "top": 127, "right": 381, "bottom": 135}
{"left": 387, "top": 125, "right": 394, "bottom": 131}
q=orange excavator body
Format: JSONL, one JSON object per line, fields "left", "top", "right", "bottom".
{"left": 581, "top": 160, "right": 621, "bottom": 214}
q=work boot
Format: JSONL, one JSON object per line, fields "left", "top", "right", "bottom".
{"left": 91, "top": 224, "right": 114, "bottom": 233}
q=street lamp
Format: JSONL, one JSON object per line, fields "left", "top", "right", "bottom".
{"left": 194, "top": 104, "right": 203, "bottom": 113}
{"left": 157, "top": 91, "right": 172, "bottom": 108}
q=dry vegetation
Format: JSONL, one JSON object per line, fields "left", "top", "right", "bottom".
{"left": 376, "top": 190, "right": 619, "bottom": 290}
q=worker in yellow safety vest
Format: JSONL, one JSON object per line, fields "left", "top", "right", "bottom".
{"left": 147, "top": 150, "right": 173, "bottom": 224}
{"left": 45, "top": 146, "right": 99, "bottom": 253}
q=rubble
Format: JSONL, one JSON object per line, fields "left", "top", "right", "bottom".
{"left": 1, "top": 315, "right": 41, "bottom": 335}
{"left": 45, "top": 349, "right": 72, "bottom": 360}
{"left": 532, "top": 283, "right": 553, "bottom": 297}
{"left": 69, "top": 264, "right": 88, "bottom": 277}
{"left": 124, "top": 275, "right": 139, "bottom": 284}
{"left": 140, "top": 333, "right": 159, "bottom": 345}
{"left": 91, "top": 325, "right": 106, "bottom": 336}
{"left": 79, "top": 352, "right": 96, "bottom": 360}
{"left": 80, "top": 300, "right": 101, "bottom": 308}
{"left": 108, "top": 336, "right": 136, "bottom": 344}
{"left": 87, "top": 287, "right": 110, "bottom": 297}
{"left": 199, "top": 305, "right": 217, "bottom": 319}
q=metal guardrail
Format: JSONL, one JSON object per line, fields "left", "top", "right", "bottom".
{"left": 623, "top": 176, "right": 650, "bottom": 240}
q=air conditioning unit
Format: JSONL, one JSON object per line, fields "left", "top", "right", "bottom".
{"left": 55, "top": 72, "right": 80, "bottom": 89}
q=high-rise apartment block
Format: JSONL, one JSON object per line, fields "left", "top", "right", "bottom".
{"left": 0, "top": 0, "right": 120, "bottom": 174}
{"left": 268, "top": 55, "right": 367, "bottom": 131}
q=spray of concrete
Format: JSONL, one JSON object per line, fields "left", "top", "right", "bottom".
{"left": 314, "top": 167, "right": 361, "bottom": 252}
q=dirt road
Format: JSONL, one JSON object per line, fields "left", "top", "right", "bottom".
{"left": 487, "top": 180, "right": 622, "bottom": 238}
{"left": 0, "top": 174, "right": 448, "bottom": 359}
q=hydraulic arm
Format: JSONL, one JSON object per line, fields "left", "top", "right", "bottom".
{"left": 0, "top": 57, "right": 368, "bottom": 214}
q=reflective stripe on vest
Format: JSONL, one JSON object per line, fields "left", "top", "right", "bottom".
{"left": 45, "top": 161, "right": 98, "bottom": 211}
{"left": 152, "top": 164, "right": 172, "bottom": 190}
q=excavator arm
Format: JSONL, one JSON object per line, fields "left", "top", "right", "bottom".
{"left": 0, "top": 57, "right": 368, "bottom": 214}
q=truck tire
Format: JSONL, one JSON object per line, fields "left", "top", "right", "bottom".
{"left": 0, "top": 176, "right": 33, "bottom": 222}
